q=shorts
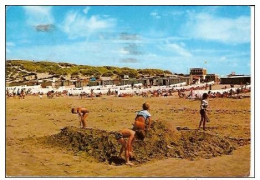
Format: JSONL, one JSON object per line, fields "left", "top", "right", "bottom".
{"left": 115, "top": 133, "right": 123, "bottom": 140}
{"left": 200, "top": 109, "right": 206, "bottom": 116}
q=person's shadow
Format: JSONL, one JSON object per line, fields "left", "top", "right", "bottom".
{"left": 108, "top": 156, "right": 126, "bottom": 165}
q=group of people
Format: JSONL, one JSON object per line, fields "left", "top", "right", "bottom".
{"left": 71, "top": 103, "right": 152, "bottom": 166}
{"left": 6, "top": 89, "right": 25, "bottom": 99}
{"left": 71, "top": 94, "right": 210, "bottom": 166}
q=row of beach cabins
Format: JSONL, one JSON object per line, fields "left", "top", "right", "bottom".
{"left": 6, "top": 81, "right": 251, "bottom": 99}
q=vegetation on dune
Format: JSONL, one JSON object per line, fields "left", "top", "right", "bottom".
{"left": 138, "top": 69, "right": 164, "bottom": 76}
{"left": 6, "top": 60, "right": 172, "bottom": 79}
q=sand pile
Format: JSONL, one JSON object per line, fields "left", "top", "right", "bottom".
{"left": 44, "top": 121, "right": 239, "bottom": 164}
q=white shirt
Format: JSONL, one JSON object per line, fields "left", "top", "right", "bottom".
{"left": 201, "top": 99, "right": 208, "bottom": 110}
{"left": 137, "top": 110, "right": 151, "bottom": 119}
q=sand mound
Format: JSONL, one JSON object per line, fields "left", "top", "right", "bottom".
{"left": 44, "top": 121, "right": 239, "bottom": 165}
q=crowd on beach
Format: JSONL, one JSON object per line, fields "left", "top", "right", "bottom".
{"left": 6, "top": 81, "right": 251, "bottom": 100}
{"left": 6, "top": 81, "right": 251, "bottom": 166}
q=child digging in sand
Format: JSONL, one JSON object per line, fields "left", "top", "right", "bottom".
{"left": 115, "top": 129, "right": 145, "bottom": 166}
{"left": 133, "top": 102, "right": 152, "bottom": 135}
{"left": 71, "top": 107, "right": 89, "bottom": 128}
{"left": 198, "top": 93, "right": 209, "bottom": 131}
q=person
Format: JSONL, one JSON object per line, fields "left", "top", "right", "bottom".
{"left": 71, "top": 107, "right": 89, "bottom": 128}
{"left": 115, "top": 128, "right": 145, "bottom": 166}
{"left": 205, "top": 84, "right": 208, "bottom": 90}
{"left": 198, "top": 93, "right": 209, "bottom": 131}
{"left": 133, "top": 102, "right": 152, "bottom": 134}
{"left": 19, "top": 89, "right": 25, "bottom": 99}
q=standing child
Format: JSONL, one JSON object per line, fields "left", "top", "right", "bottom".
{"left": 198, "top": 93, "right": 209, "bottom": 131}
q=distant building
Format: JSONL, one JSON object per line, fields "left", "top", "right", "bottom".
{"left": 220, "top": 75, "right": 251, "bottom": 85}
{"left": 75, "top": 79, "right": 89, "bottom": 88}
{"left": 190, "top": 68, "right": 207, "bottom": 84}
{"left": 123, "top": 75, "right": 129, "bottom": 79}
{"left": 39, "top": 80, "right": 53, "bottom": 88}
{"left": 179, "top": 76, "right": 191, "bottom": 85}
{"left": 227, "top": 73, "right": 248, "bottom": 78}
{"left": 190, "top": 68, "right": 220, "bottom": 84}
{"left": 205, "top": 74, "right": 220, "bottom": 84}
{"left": 90, "top": 77, "right": 96, "bottom": 81}
{"left": 190, "top": 68, "right": 207, "bottom": 76}
{"left": 23, "top": 73, "right": 37, "bottom": 81}
{"left": 136, "top": 74, "right": 190, "bottom": 86}
{"left": 100, "top": 77, "right": 113, "bottom": 85}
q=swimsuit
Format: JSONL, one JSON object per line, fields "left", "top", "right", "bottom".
{"left": 200, "top": 109, "right": 206, "bottom": 116}
{"left": 115, "top": 133, "right": 123, "bottom": 140}
{"left": 136, "top": 115, "right": 150, "bottom": 126}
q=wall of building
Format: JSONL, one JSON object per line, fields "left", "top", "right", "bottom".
{"left": 205, "top": 75, "right": 220, "bottom": 84}
{"left": 101, "top": 80, "right": 113, "bottom": 86}
{"left": 220, "top": 77, "right": 250, "bottom": 84}
{"left": 8, "top": 76, "right": 194, "bottom": 88}
{"left": 190, "top": 68, "right": 207, "bottom": 76}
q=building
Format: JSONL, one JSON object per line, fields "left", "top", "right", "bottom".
{"left": 100, "top": 77, "right": 113, "bottom": 86}
{"left": 205, "top": 74, "right": 220, "bottom": 84}
{"left": 190, "top": 68, "right": 207, "bottom": 83}
{"left": 22, "top": 73, "right": 37, "bottom": 81}
{"left": 39, "top": 80, "right": 53, "bottom": 88}
{"left": 179, "top": 76, "right": 191, "bottom": 85}
{"left": 190, "top": 68, "right": 207, "bottom": 76}
{"left": 136, "top": 74, "right": 191, "bottom": 86}
{"left": 220, "top": 75, "right": 250, "bottom": 85}
{"left": 227, "top": 73, "right": 248, "bottom": 78}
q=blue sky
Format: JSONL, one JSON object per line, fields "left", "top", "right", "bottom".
{"left": 6, "top": 6, "right": 251, "bottom": 76}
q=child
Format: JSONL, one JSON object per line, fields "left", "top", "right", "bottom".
{"left": 133, "top": 102, "right": 152, "bottom": 133}
{"left": 198, "top": 93, "right": 209, "bottom": 131}
{"left": 115, "top": 128, "right": 145, "bottom": 166}
{"left": 71, "top": 107, "right": 89, "bottom": 128}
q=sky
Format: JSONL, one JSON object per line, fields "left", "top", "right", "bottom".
{"left": 6, "top": 6, "right": 251, "bottom": 76}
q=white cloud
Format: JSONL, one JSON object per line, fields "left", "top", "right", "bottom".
{"left": 6, "top": 42, "right": 15, "bottom": 54}
{"left": 83, "top": 7, "right": 90, "bottom": 14}
{"left": 61, "top": 11, "right": 116, "bottom": 39}
{"left": 231, "top": 62, "right": 238, "bottom": 67}
{"left": 163, "top": 43, "right": 192, "bottom": 57}
{"left": 6, "top": 39, "right": 127, "bottom": 66}
{"left": 220, "top": 56, "right": 227, "bottom": 61}
{"left": 150, "top": 11, "right": 161, "bottom": 19}
{"left": 119, "top": 48, "right": 129, "bottom": 55}
{"left": 23, "top": 6, "right": 54, "bottom": 25}
{"left": 6, "top": 39, "right": 250, "bottom": 75}
{"left": 183, "top": 13, "right": 250, "bottom": 44}
{"left": 6, "top": 42, "right": 15, "bottom": 47}
{"left": 170, "top": 10, "right": 184, "bottom": 16}
{"left": 191, "top": 49, "right": 232, "bottom": 54}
